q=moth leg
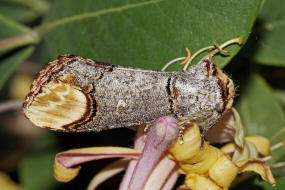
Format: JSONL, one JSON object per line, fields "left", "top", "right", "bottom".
{"left": 178, "top": 124, "right": 186, "bottom": 144}
{"left": 143, "top": 123, "right": 151, "bottom": 133}
{"left": 178, "top": 121, "right": 194, "bottom": 144}
{"left": 179, "top": 122, "right": 208, "bottom": 147}
{"left": 200, "top": 129, "right": 208, "bottom": 147}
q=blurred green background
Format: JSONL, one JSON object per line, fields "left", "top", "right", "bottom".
{"left": 0, "top": 0, "right": 285, "bottom": 189}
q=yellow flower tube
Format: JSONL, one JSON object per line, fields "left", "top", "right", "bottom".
{"left": 185, "top": 173, "right": 222, "bottom": 190}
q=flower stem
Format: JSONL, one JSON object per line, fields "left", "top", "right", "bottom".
{"left": 183, "top": 37, "right": 243, "bottom": 70}
{"left": 0, "top": 30, "right": 40, "bottom": 53}
{"left": 270, "top": 141, "right": 284, "bottom": 151}
{"left": 0, "top": 100, "right": 22, "bottom": 113}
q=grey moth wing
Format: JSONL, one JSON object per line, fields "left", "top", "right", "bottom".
{"left": 23, "top": 55, "right": 234, "bottom": 133}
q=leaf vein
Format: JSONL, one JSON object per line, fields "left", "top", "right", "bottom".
{"left": 39, "top": 0, "right": 164, "bottom": 35}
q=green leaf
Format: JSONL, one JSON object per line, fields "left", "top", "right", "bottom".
{"left": 243, "top": 0, "right": 285, "bottom": 66}
{"left": 257, "top": 178, "right": 285, "bottom": 190}
{"left": 275, "top": 89, "right": 285, "bottom": 108}
{"left": 0, "top": 14, "right": 35, "bottom": 90}
{"left": 0, "top": 0, "right": 50, "bottom": 23}
{"left": 0, "top": 47, "right": 34, "bottom": 90}
{"left": 0, "top": 14, "right": 30, "bottom": 37}
{"left": 18, "top": 132, "right": 60, "bottom": 190}
{"left": 0, "top": 2, "right": 37, "bottom": 23}
{"left": 39, "top": 0, "right": 262, "bottom": 70}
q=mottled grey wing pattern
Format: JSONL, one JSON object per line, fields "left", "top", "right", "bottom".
{"left": 23, "top": 55, "right": 234, "bottom": 133}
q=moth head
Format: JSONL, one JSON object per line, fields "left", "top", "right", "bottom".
{"left": 23, "top": 56, "right": 95, "bottom": 132}
{"left": 197, "top": 59, "right": 235, "bottom": 113}
{"left": 215, "top": 66, "right": 235, "bottom": 111}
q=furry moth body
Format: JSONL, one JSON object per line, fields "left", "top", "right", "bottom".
{"left": 23, "top": 55, "right": 234, "bottom": 134}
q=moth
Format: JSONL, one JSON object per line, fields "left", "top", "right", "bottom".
{"left": 23, "top": 55, "right": 234, "bottom": 136}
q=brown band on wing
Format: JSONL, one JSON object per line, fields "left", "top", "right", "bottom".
{"left": 23, "top": 59, "right": 64, "bottom": 108}
{"left": 170, "top": 77, "right": 180, "bottom": 117}
{"left": 204, "top": 59, "right": 211, "bottom": 77}
{"left": 213, "top": 66, "right": 235, "bottom": 114}
{"left": 166, "top": 77, "right": 175, "bottom": 115}
{"left": 62, "top": 90, "right": 95, "bottom": 131}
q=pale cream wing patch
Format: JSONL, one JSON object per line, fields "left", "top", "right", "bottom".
{"left": 23, "top": 80, "right": 87, "bottom": 130}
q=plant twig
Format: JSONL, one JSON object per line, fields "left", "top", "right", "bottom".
{"left": 0, "top": 100, "right": 22, "bottom": 113}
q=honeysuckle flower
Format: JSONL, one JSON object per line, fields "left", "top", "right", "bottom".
{"left": 168, "top": 123, "right": 276, "bottom": 190}
{"left": 53, "top": 146, "right": 141, "bottom": 183}
{"left": 221, "top": 136, "right": 270, "bottom": 162}
{"left": 53, "top": 111, "right": 276, "bottom": 190}
{"left": 54, "top": 116, "right": 179, "bottom": 190}
{"left": 126, "top": 116, "right": 178, "bottom": 190}
{"left": 169, "top": 107, "right": 275, "bottom": 189}
{"left": 215, "top": 109, "right": 271, "bottom": 163}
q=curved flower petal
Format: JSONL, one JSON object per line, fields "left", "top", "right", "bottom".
{"left": 205, "top": 109, "right": 235, "bottom": 144}
{"left": 231, "top": 108, "right": 245, "bottom": 148}
{"left": 236, "top": 158, "right": 276, "bottom": 186}
{"left": 221, "top": 143, "right": 236, "bottom": 155}
{"left": 54, "top": 146, "right": 141, "bottom": 182}
{"left": 168, "top": 123, "right": 201, "bottom": 161}
{"left": 54, "top": 158, "right": 81, "bottom": 183}
{"left": 185, "top": 173, "right": 221, "bottom": 190}
{"left": 208, "top": 155, "right": 239, "bottom": 188}
{"left": 205, "top": 108, "right": 245, "bottom": 147}
{"left": 232, "top": 140, "right": 258, "bottom": 162}
{"left": 178, "top": 143, "right": 223, "bottom": 174}
{"left": 222, "top": 136, "right": 270, "bottom": 161}
{"left": 245, "top": 136, "right": 270, "bottom": 156}
{"left": 169, "top": 123, "right": 224, "bottom": 174}
{"left": 87, "top": 158, "right": 130, "bottom": 190}
{"left": 161, "top": 170, "right": 179, "bottom": 190}
{"left": 119, "top": 125, "right": 147, "bottom": 190}
{"left": 144, "top": 156, "right": 177, "bottom": 190}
